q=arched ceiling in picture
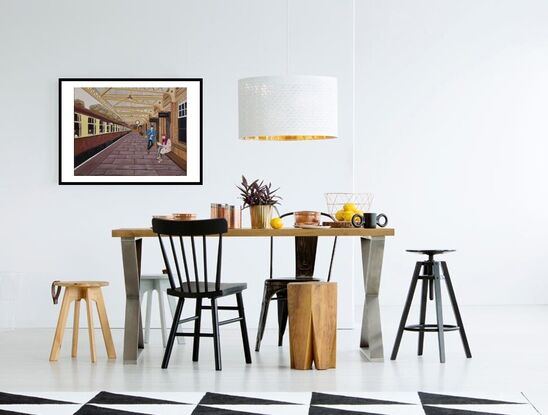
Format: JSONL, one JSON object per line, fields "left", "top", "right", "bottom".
{"left": 82, "top": 87, "right": 171, "bottom": 126}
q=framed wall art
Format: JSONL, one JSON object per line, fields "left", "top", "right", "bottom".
{"left": 59, "top": 78, "right": 203, "bottom": 185}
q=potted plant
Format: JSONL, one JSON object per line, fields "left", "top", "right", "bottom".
{"left": 237, "top": 176, "right": 282, "bottom": 229}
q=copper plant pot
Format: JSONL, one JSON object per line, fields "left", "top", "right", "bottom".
{"left": 249, "top": 205, "right": 273, "bottom": 229}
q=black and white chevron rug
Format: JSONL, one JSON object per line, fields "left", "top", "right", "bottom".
{"left": 0, "top": 391, "right": 539, "bottom": 414}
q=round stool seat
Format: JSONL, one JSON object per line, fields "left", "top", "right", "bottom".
{"left": 406, "top": 249, "right": 455, "bottom": 256}
{"left": 141, "top": 274, "right": 168, "bottom": 280}
{"left": 49, "top": 280, "right": 115, "bottom": 363}
{"left": 53, "top": 281, "right": 109, "bottom": 288}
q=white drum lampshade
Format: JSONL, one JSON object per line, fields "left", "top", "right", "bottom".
{"left": 238, "top": 76, "right": 338, "bottom": 140}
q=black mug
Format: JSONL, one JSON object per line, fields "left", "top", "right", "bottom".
{"left": 351, "top": 212, "right": 388, "bottom": 229}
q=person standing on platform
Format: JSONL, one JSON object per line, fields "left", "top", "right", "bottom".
{"left": 146, "top": 125, "right": 156, "bottom": 153}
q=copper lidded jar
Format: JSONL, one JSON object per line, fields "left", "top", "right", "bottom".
{"left": 294, "top": 211, "right": 321, "bottom": 226}
{"left": 229, "top": 205, "right": 242, "bottom": 229}
{"left": 210, "top": 203, "right": 222, "bottom": 219}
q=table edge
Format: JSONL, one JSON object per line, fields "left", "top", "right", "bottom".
{"left": 112, "top": 227, "right": 395, "bottom": 238}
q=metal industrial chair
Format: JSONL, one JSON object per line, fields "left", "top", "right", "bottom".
{"left": 255, "top": 212, "right": 337, "bottom": 352}
{"left": 152, "top": 217, "right": 252, "bottom": 370}
{"left": 390, "top": 250, "right": 472, "bottom": 363}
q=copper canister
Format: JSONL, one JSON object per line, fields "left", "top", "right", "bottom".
{"left": 210, "top": 203, "right": 222, "bottom": 219}
{"left": 222, "top": 204, "right": 231, "bottom": 225}
{"left": 229, "top": 205, "right": 242, "bottom": 229}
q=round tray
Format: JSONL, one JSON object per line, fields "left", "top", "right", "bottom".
{"left": 323, "top": 221, "right": 353, "bottom": 228}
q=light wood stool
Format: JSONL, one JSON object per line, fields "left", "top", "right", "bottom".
{"left": 287, "top": 282, "right": 337, "bottom": 370}
{"left": 49, "top": 281, "right": 116, "bottom": 363}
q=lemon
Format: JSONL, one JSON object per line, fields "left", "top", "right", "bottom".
{"left": 343, "top": 202, "right": 357, "bottom": 212}
{"left": 355, "top": 209, "right": 365, "bottom": 215}
{"left": 335, "top": 210, "right": 346, "bottom": 221}
{"left": 342, "top": 211, "right": 355, "bottom": 222}
{"left": 271, "top": 217, "right": 284, "bottom": 229}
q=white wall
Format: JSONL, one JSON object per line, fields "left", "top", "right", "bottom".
{"left": 1, "top": 0, "right": 547, "bottom": 330}
{"left": 0, "top": 0, "right": 356, "bottom": 328}
{"left": 355, "top": 0, "right": 548, "bottom": 305}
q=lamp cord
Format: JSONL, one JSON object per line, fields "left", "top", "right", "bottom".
{"left": 286, "top": 0, "right": 290, "bottom": 74}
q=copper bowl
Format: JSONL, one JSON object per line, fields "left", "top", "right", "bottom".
{"left": 172, "top": 213, "right": 196, "bottom": 221}
{"left": 154, "top": 213, "right": 197, "bottom": 221}
{"left": 294, "top": 211, "right": 321, "bottom": 226}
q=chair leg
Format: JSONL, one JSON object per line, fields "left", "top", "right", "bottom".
{"left": 155, "top": 282, "right": 168, "bottom": 348}
{"left": 138, "top": 300, "right": 144, "bottom": 350}
{"left": 94, "top": 288, "right": 116, "bottom": 359}
{"left": 211, "top": 298, "right": 222, "bottom": 371}
{"left": 71, "top": 300, "right": 81, "bottom": 358}
{"left": 255, "top": 284, "right": 274, "bottom": 352}
{"left": 192, "top": 298, "right": 202, "bottom": 362}
{"left": 390, "top": 262, "right": 422, "bottom": 360}
{"left": 49, "top": 288, "right": 73, "bottom": 361}
{"left": 432, "top": 262, "right": 446, "bottom": 363}
{"left": 85, "top": 289, "right": 97, "bottom": 363}
{"left": 442, "top": 261, "right": 472, "bottom": 358}
{"left": 417, "top": 278, "right": 428, "bottom": 356}
{"left": 162, "top": 298, "right": 184, "bottom": 369}
{"left": 144, "top": 289, "right": 152, "bottom": 345}
{"left": 276, "top": 291, "right": 288, "bottom": 347}
{"left": 165, "top": 282, "right": 184, "bottom": 344}
{"left": 236, "top": 293, "right": 252, "bottom": 364}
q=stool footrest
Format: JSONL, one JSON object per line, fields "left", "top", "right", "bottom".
{"left": 201, "top": 305, "right": 239, "bottom": 310}
{"left": 418, "top": 275, "right": 435, "bottom": 280}
{"left": 404, "top": 324, "right": 459, "bottom": 332}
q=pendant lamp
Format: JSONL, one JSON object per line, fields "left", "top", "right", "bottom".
{"left": 238, "top": 75, "right": 338, "bottom": 141}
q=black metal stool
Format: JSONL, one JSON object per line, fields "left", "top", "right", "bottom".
{"left": 390, "top": 250, "right": 472, "bottom": 363}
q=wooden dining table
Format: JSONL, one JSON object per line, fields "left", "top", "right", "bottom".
{"left": 112, "top": 226, "right": 395, "bottom": 364}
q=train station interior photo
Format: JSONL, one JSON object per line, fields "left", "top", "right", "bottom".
{"left": 73, "top": 87, "right": 188, "bottom": 177}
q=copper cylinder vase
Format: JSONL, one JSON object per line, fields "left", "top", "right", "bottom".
{"left": 249, "top": 205, "right": 273, "bottom": 229}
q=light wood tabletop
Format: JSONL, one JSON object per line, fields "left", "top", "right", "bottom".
{"left": 112, "top": 227, "right": 395, "bottom": 238}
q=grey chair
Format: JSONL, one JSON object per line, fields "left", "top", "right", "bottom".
{"left": 140, "top": 274, "right": 184, "bottom": 346}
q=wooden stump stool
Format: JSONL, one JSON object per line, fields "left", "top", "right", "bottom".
{"left": 49, "top": 281, "right": 116, "bottom": 363}
{"left": 287, "top": 282, "right": 337, "bottom": 370}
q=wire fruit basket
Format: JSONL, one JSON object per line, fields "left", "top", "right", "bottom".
{"left": 324, "top": 192, "right": 374, "bottom": 217}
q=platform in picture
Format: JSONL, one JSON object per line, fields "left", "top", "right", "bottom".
{"left": 59, "top": 79, "right": 202, "bottom": 185}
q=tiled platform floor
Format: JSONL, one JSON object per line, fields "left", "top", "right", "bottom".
{"left": 74, "top": 132, "right": 185, "bottom": 176}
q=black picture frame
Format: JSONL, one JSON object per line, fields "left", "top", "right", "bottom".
{"left": 59, "top": 78, "right": 203, "bottom": 185}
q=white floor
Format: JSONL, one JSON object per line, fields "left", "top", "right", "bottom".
{"left": 0, "top": 306, "right": 546, "bottom": 413}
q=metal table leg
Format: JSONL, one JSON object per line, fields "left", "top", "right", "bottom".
{"left": 360, "top": 236, "right": 386, "bottom": 361}
{"left": 121, "top": 237, "right": 143, "bottom": 364}
{"left": 295, "top": 236, "right": 318, "bottom": 277}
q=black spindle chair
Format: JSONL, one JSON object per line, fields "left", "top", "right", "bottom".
{"left": 152, "top": 217, "right": 252, "bottom": 370}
